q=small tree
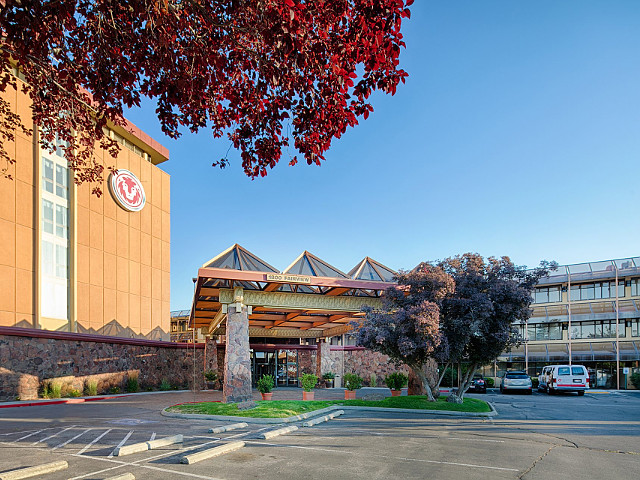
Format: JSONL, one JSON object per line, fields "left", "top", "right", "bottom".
{"left": 356, "top": 265, "right": 455, "bottom": 401}
{"left": 438, "top": 254, "right": 554, "bottom": 403}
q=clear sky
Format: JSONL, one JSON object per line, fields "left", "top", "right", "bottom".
{"left": 122, "top": 1, "right": 640, "bottom": 310}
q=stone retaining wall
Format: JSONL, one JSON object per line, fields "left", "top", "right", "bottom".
{"left": 0, "top": 327, "right": 205, "bottom": 401}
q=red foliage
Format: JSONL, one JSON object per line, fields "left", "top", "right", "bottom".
{"left": 0, "top": 0, "right": 411, "bottom": 191}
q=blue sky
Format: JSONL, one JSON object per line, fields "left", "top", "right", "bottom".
{"left": 123, "top": 1, "right": 640, "bottom": 310}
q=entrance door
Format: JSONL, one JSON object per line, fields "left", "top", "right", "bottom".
{"left": 276, "top": 349, "right": 299, "bottom": 386}
{"left": 251, "top": 350, "right": 276, "bottom": 387}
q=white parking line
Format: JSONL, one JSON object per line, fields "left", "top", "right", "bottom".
{"left": 52, "top": 428, "right": 93, "bottom": 450}
{"left": 33, "top": 425, "right": 78, "bottom": 445}
{"left": 12, "top": 429, "right": 45, "bottom": 442}
{"left": 77, "top": 429, "right": 112, "bottom": 455}
{"left": 247, "top": 441, "right": 519, "bottom": 472}
{"left": 108, "top": 431, "right": 134, "bottom": 458}
{"left": 149, "top": 432, "right": 156, "bottom": 442}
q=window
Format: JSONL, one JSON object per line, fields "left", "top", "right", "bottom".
{"left": 631, "top": 319, "right": 640, "bottom": 337}
{"left": 571, "top": 281, "right": 624, "bottom": 301}
{"left": 571, "top": 320, "right": 625, "bottom": 339}
{"left": 527, "top": 323, "right": 562, "bottom": 341}
{"left": 558, "top": 367, "right": 571, "bottom": 375}
{"left": 571, "top": 366, "right": 586, "bottom": 376}
{"left": 533, "top": 286, "right": 561, "bottom": 304}
{"left": 40, "top": 151, "right": 69, "bottom": 323}
{"left": 631, "top": 279, "right": 640, "bottom": 297}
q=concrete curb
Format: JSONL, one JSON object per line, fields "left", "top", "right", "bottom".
{"left": 180, "top": 441, "right": 245, "bottom": 464}
{"left": 0, "top": 461, "right": 68, "bottom": 480}
{"left": 208, "top": 423, "right": 248, "bottom": 434}
{"left": 162, "top": 405, "right": 340, "bottom": 424}
{"left": 303, "top": 410, "right": 344, "bottom": 427}
{"left": 162, "top": 401, "right": 497, "bottom": 423}
{"left": 0, "top": 390, "right": 193, "bottom": 409}
{"left": 260, "top": 426, "right": 298, "bottom": 439}
{"left": 103, "top": 474, "right": 135, "bottom": 480}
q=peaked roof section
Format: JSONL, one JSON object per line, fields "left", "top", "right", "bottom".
{"left": 283, "top": 251, "right": 349, "bottom": 278}
{"left": 202, "top": 244, "right": 279, "bottom": 273}
{"left": 348, "top": 257, "right": 397, "bottom": 282}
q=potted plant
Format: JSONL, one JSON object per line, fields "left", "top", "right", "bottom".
{"left": 204, "top": 370, "right": 218, "bottom": 390}
{"left": 257, "top": 374, "right": 275, "bottom": 400}
{"left": 343, "top": 373, "right": 363, "bottom": 400}
{"left": 300, "top": 373, "right": 318, "bottom": 400}
{"left": 322, "top": 372, "right": 335, "bottom": 388}
{"left": 385, "top": 372, "right": 408, "bottom": 396}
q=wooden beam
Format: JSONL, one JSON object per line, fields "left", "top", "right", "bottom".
{"left": 300, "top": 321, "right": 330, "bottom": 331}
{"left": 326, "top": 287, "right": 350, "bottom": 296}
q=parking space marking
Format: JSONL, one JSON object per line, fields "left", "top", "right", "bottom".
{"left": 11, "top": 429, "right": 45, "bottom": 443}
{"left": 247, "top": 440, "right": 519, "bottom": 472}
{"left": 77, "top": 429, "right": 112, "bottom": 455}
{"left": 108, "top": 431, "right": 134, "bottom": 458}
{"left": 52, "top": 428, "right": 93, "bottom": 450}
{"left": 32, "top": 426, "right": 78, "bottom": 445}
{"left": 149, "top": 432, "right": 156, "bottom": 442}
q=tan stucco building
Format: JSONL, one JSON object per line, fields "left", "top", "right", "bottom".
{"left": 0, "top": 73, "right": 171, "bottom": 340}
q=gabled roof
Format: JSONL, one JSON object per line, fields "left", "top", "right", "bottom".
{"left": 348, "top": 257, "right": 397, "bottom": 282}
{"left": 202, "top": 244, "right": 278, "bottom": 272}
{"left": 283, "top": 251, "right": 348, "bottom": 278}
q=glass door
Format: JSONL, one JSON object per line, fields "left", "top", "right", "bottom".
{"left": 276, "top": 349, "right": 299, "bottom": 386}
{"left": 251, "top": 350, "right": 276, "bottom": 387}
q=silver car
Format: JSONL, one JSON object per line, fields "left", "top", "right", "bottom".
{"left": 500, "top": 371, "right": 533, "bottom": 394}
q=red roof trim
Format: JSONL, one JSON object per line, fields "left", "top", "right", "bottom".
{"left": 0, "top": 326, "right": 203, "bottom": 349}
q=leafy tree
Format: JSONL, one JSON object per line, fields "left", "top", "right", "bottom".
{"left": 356, "top": 265, "right": 455, "bottom": 401}
{"left": 0, "top": 0, "right": 412, "bottom": 192}
{"left": 437, "top": 253, "right": 554, "bottom": 403}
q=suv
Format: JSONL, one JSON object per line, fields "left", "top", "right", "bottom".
{"left": 538, "top": 365, "right": 589, "bottom": 396}
{"left": 500, "top": 370, "right": 532, "bottom": 394}
{"left": 469, "top": 374, "right": 487, "bottom": 393}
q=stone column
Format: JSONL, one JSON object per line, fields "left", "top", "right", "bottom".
{"left": 320, "top": 341, "right": 331, "bottom": 375}
{"left": 316, "top": 340, "right": 323, "bottom": 379}
{"left": 223, "top": 303, "right": 254, "bottom": 406}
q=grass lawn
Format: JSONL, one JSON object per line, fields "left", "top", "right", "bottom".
{"left": 166, "top": 396, "right": 491, "bottom": 418}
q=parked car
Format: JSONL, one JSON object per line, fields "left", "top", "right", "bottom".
{"left": 500, "top": 370, "right": 532, "bottom": 394}
{"left": 538, "top": 365, "right": 589, "bottom": 396}
{"left": 469, "top": 374, "right": 487, "bottom": 393}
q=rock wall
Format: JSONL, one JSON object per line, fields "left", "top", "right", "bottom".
{"left": 0, "top": 327, "right": 204, "bottom": 401}
{"left": 323, "top": 347, "right": 408, "bottom": 387}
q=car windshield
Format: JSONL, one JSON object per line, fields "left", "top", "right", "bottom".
{"left": 506, "top": 374, "right": 529, "bottom": 379}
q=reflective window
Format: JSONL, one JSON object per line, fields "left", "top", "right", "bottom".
{"left": 42, "top": 158, "right": 54, "bottom": 193}
{"left": 42, "top": 199, "right": 53, "bottom": 234}
{"left": 533, "top": 286, "right": 562, "bottom": 304}
{"left": 571, "top": 320, "right": 625, "bottom": 339}
{"left": 571, "top": 281, "right": 624, "bottom": 301}
{"left": 631, "top": 279, "right": 640, "bottom": 297}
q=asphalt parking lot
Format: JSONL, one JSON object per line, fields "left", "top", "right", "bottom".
{"left": 0, "top": 389, "right": 639, "bottom": 480}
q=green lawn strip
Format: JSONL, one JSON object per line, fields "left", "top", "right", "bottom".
{"left": 166, "top": 396, "right": 490, "bottom": 418}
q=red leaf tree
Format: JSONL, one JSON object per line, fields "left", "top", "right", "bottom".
{"left": 0, "top": 0, "right": 412, "bottom": 191}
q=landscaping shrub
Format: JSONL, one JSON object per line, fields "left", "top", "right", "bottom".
{"left": 343, "top": 373, "right": 363, "bottom": 390}
{"left": 485, "top": 377, "right": 495, "bottom": 388}
{"left": 159, "top": 379, "right": 172, "bottom": 391}
{"left": 631, "top": 371, "right": 640, "bottom": 389}
{"left": 300, "top": 373, "right": 318, "bottom": 392}
{"left": 84, "top": 380, "right": 98, "bottom": 396}
{"left": 257, "top": 374, "right": 275, "bottom": 394}
{"left": 126, "top": 373, "right": 139, "bottom": 393}
{"left": 385, "top": 372, "right": 408, "bottom": 391}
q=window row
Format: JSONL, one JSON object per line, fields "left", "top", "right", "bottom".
{"left": 571, "top": 320, "right": 626, "bottom": 339}
{"left": 570, "top": 281, "right": 624, "bottom": 301}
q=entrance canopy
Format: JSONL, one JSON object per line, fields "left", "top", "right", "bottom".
{"left": 189, "top": 244, "right": 396, "bottom": 338}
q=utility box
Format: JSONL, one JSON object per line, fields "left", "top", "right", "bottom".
{"left": 334, "top": 374, "right": 342, "bottom": 389}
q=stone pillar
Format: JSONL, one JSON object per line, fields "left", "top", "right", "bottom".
{"left": 223, "top": 304, "right": 254, "bottom": 406}
{"left": 316, "top": 340, "right": 323, "bottom": 379}
{"left": 320, "top": 341, "right": 331, "bottom": 376}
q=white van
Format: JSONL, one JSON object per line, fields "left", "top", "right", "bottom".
{"left": 538, "top": 365, "right": 589, "bottom": 395}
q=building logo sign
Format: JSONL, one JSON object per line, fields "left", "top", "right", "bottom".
{"left": 265, "top": 273, "right": 312, "bottom": 284}
{"left": 109, "top": 169, "right": 146, "bottom": 212}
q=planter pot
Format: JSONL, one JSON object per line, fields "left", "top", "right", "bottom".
{"left": 325, "top": 379, "right": 334, "bottom": 388}
{"left": 345, "top": 390, "right": 356, "bottom": 400}
{"left": 261, "top": 392, "right": 273, "bottom": 401}
{"left": 303, "top": 391, "right": 315, "bottom": 401}
{"left": 205, "top": 381, "right": 217, "bottom": 390}
{"left": 391, "top": 389, "right": 402, "bottom": 397}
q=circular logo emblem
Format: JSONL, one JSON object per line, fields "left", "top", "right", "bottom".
{"left": 109, "top": 169, "right": 146, "bottom": 212}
